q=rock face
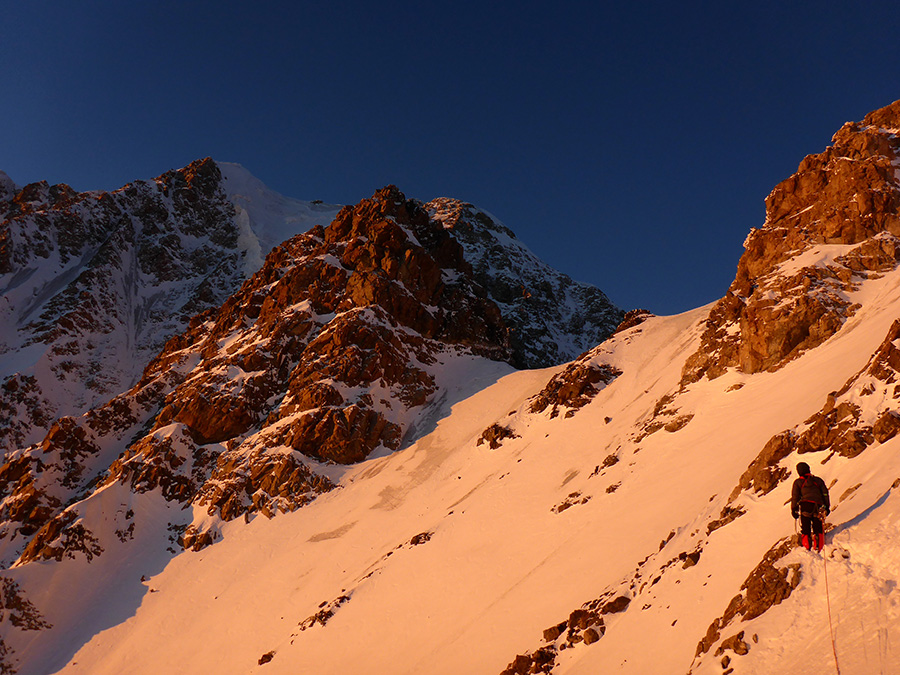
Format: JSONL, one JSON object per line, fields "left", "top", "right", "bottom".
{"left": 0, "top": 181, "right": 624, "bottom": 567}
{"left": 428, "top": 199, "right": 624, "bottom": 368}
{"left": 0, "top": 159, "right": 246, "bottom": 452}
{"left": 497, "top": 587, "right": 631, "bottom": 675}
{"left": 0, "top": 160, "right": 341, "bottom": 456}
{"left": 527, "top": 313, "right": 637, "bottom": 420}
{"left": 530, "top": 357, "right": 622, "bottom": 419}
{"left": 683, "top": 100, "right": 900, "bottom": 384}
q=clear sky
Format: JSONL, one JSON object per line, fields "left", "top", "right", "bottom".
{"left": 3, "top": 2, "right": 900, "bottom": 315}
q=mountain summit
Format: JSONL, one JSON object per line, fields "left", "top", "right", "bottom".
{"left": 683, "top": 100, "right": 900, "bottom": 384}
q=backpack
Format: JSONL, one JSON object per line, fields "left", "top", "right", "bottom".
{"left": 798, "top": 475, "right": 826, "bottom": 515}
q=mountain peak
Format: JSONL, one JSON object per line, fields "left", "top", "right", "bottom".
{"left": 0, "top": 159, "right": 340, "bottom": 453}
{"left": 0, "top": 168, "right": 624, "bottom": 573}
{"left": 216, "top": 160, "right": 342, "bottom": 275}
{"left": 0, "top": 170, "right": 17, "bottom": 202}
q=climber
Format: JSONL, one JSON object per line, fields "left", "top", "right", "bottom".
{"left": 790, "top": 462, "right": 830, "bottom": 551}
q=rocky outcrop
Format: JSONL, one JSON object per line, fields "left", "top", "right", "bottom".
{"left": 500, "top": 609, "right": 608, "bottom": 675}
{"left": 193, "top": 446, "right": 335, "bottom": 522}
{"left": 500, "top": 648, "right": 558, "bottom": 675}
{"left": 498, "top": 590, "right": 630, "bottom": 675}
{"left": 297, "top": 594, "right": 352, "bottom": 632}
{"left": 0, "top": 576, "right": 52, "bottom": 674}
{"left": 691, "top": 538, "right": 800, "bottom": 671}
{"left": 683, "top": 100, "right": 900, "bottom": 385}
{"left": 530, "top": 354, "right": 622, "bottom": 419}
{"left": 477, "top": 424, "right": 519, "bottom": 450}
{"left": 0, "top": 578, "right": 51, "bottom": 631}
{"left": 18, "top": 511, "right": 103, "bottom": 565}
{"left": 613, "top": 308, "right": 654, "bottom": 334}
{"left": 632, "top": 392, "right": 695, "bottom": 442}
{"left": 726, "top": 432, "right": 794, "bottom": 501}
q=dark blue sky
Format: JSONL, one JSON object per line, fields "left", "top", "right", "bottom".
{"left": 3, "top": 3, "right": 900, "bottom": 314}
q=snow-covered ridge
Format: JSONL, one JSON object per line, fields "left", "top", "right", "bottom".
{"left": 428, "top": 198, "right": 623, "bottom": 368}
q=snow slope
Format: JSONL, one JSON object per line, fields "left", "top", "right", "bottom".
{"left": 6, "top": 250, "right": 900, "bottom": 674}
{"left": 218, "top": 162, "right": 341, "bottom": 275}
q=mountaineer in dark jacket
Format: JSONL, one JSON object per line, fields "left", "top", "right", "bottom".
{"left": 791, "top": 461, "right": 830, "bottom": 551}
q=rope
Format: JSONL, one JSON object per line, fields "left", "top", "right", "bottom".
{"left": 821, "top": 521, "right": 841, "bottom": 675}
{"left": 799, "top": 513, "right": 841, "bottom": 674}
